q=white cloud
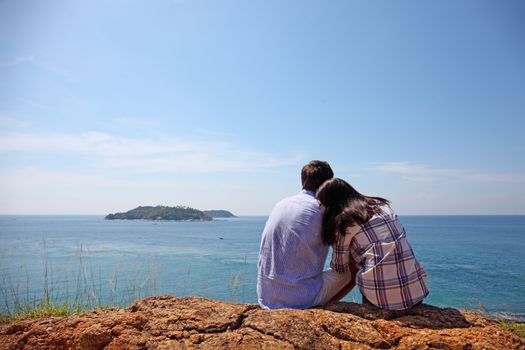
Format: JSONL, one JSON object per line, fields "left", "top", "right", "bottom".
{"left": 373, "top": 161, "right": 525, "bottom": 183}
{"left": 0, "top": 55, "right": 35, "bottom": 67}
{"left": 0, "top": 131, "right": 301, "bottom": 173}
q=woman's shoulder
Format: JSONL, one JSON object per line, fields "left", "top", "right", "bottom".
{"left": 364, "top": 205, "right": 397, "bottom": 229}
{"left": 379, "top": 204, "right": 396, "bottom": 217}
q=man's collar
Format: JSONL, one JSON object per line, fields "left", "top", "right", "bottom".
{"left": 301, "top": 189, "right": 316, "bottom": 197}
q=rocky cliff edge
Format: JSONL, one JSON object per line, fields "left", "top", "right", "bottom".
{"left": 1, "top": 295, "right": 524, "bottom": 349}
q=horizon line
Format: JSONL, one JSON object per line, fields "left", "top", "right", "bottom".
{"left": 1, "top": 213, "right": 525, "bottom": 217}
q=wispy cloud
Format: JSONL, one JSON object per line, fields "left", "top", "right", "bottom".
{"left": 0, "top": 131, "right": 301, "bottom": 173}
{"left": 0, "top": 55, "right": 35, "bottom": 67}
{"left": 373, "top": 161, "right": 525, "bottom": 183}
{"left": 0, "top": 55, "right": 66, "bottom": 75}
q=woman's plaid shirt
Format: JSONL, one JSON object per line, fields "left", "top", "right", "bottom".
{"left": 331, "top": 205, "right": 429, "bottom": 310}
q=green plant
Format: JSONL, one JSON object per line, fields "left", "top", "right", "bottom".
{"left": 228, "top": 256, "right": 248, "bottom": 303}
{"left": 498, "top": 322, "right": 525, "bottom": 339}
{"left": 1, "top": 244, "right": 255, "bottom": 323}
{"left": 0, "top": 243, "right": 161, "bottom": 322}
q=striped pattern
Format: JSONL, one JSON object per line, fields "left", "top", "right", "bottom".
{"left": 257, "top": 190, "right": 329, "bottom": 310}
{"left": 331, "top": 206, "right": 429, "bottom": 310}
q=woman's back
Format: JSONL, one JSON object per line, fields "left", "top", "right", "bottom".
{"left": 331, "top": 206, "right": 429, "bottom": 310}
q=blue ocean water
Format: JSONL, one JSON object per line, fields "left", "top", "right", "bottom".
{"left": 0, "top": 215, "right": 523, "bottom": 319}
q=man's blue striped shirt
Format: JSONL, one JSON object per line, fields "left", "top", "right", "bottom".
{"left": 257, "top": 190, "right": 328, "bottom": 309}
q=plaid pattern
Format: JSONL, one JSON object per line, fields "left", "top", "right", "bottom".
{"left": 331, "top": 206, "right": 429, "bottom": 310}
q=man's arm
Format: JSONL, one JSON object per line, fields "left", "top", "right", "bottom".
{"left": 327, "top": 263, "right": 358, "bottom": 303}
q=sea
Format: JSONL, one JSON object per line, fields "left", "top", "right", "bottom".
{"left": 0, "top": 215, "right": 524, "bottom": 320}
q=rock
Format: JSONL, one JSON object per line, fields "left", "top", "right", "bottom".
{"left": 0, "top": 295, "right": 523, "bottom": 349}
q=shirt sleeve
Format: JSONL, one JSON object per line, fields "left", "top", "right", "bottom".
{"left": 330, "top": 225, "right": 360, "bottom": 273}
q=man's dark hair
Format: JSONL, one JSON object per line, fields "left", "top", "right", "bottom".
{"left": 301, "top": 160, "right": 334, "bottom": 192}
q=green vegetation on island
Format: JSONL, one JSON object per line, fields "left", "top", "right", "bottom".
{"left": 203, "top": 210, "right": 237, "bottom": 218}
{"left": 105, "top": 206, "right": 236, "bottom": 221}
{"left": 106, "top": 206, "right": 212, "bottom": 221}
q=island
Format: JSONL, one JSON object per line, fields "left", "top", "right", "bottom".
{"left": 203, "top": 210, "right": 237, "bottom": 218}
{"left": 105, "top": 206, "right": 236, "bottom": 221}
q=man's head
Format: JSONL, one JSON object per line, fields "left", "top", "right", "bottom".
{"left": 301, "top": 160, "right": 334, "bottom": 192}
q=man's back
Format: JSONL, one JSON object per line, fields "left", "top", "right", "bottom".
{"left": 257, "top": 190, "right": 328, "bottom": 309}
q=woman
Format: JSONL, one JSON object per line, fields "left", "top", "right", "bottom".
{"left": 316, "top": 178, "right": 428, "bottom": 310}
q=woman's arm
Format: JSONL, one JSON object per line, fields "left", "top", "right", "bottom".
{"left": 327, "top": 262, "right": 358, "bottom": 303}
{"left": 328, "top": 226, "right": 361, "bottom": 303}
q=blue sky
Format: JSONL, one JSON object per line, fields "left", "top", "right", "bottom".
{"left": 0, "top": 0, "right": 524, "bottom": 215}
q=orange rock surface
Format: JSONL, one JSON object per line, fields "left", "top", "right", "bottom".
{"left": 1, "top": 295, "right": 524, "bottom": 349}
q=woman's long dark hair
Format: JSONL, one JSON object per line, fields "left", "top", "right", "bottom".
{"left": 316, "top": 178, "right": 390, "bottom": 245}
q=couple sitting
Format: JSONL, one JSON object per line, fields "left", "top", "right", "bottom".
{"left": 257, "top": 160, "right": 428, "bottom": 310}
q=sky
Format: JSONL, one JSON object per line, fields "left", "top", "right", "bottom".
{"left": 0, "top": 0, "right": 524, "bottom": 215}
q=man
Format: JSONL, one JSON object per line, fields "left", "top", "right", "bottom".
{"left": 257, "top": 160, "right": 353, "bottom": 309}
